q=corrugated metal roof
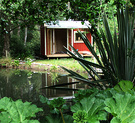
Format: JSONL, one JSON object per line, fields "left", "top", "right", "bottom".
{"left": 44, "top": 21, "right": 90, "bottom": 29}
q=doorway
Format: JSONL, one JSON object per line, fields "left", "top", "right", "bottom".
{"left": 55, "top": 29, "right": 67, "bottom": 54}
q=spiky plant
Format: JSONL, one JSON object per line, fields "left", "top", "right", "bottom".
{"left": 63, "top": 5, "right": 135, "bottom": 89}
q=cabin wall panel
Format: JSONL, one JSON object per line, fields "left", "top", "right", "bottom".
{"left": 73, "top": 29, "right": 91, "bottom": 52}
{"left": 68, "top": 30, "right": 71, "bottom": 51}
{"left": 46, "top": 29, "right": 51, "bottom": 55}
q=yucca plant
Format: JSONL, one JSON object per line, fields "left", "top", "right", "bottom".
{"left": 63, "top": 5, "right": 135, "bottom": 89}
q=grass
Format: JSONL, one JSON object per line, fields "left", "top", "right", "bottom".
{"left": 0, "top": 57, "right": 94, "bottom": 76}
{"left": 34, "top": 58, "right": 94, "bottom": 73}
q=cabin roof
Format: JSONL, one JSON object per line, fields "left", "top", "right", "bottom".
{"left": 44, "top": 21, "right": 90, "bottom": 29}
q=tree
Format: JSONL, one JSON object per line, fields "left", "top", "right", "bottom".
{"left": 68, "top": 0, "right": 130, "bottom": 22}
{"left": 0, "top": 0, "right": 68, "bottom": 57}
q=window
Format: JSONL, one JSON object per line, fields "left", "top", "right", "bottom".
{"left": 74, "top": 31, "right": 86, "bottom": 43}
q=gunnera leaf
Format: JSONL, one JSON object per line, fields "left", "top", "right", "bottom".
{"left": 50, "top": 97, "right": 66, "bottom": 109}
{"left": 104, "top": 92, "right": 135, "bottom": 123}
{"left": 39, "top": 95, "right": 50, "bottom": 104}
{"left": 71, "top": 96, "right": 107, "bottom": 123}
{"left": 0, "top": 97, "right": 43, "bottom": 123}
{"left": 74, "top": 88, "right": 99, "bottom": 102}
{"left": 114, "top": 80, "right": 133, "bottom": 93}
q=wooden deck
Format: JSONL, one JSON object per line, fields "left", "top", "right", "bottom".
{"left": 46, "top": 54, "right": 92, "bottom": 58}
{"left": 47, "top": 54, "right": 70, "bottom": 58}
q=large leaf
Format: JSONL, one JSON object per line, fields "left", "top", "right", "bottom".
{"left": 105, "top": 92, "right": 135, "bottom": 123}
{"left": 0, "top": 97, "right": 43, "bottom": 123}
{"left": 71, "top": 96, "right": 107, "bottom": 123}
{"left": 74, "top": 88, "right": 99, "bottom": 102}
{"left": 114, "top": 80, "right": 133, "bottom": 92}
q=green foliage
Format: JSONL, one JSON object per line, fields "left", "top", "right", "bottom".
{"left": 50, "top": 72, "right": 59, "bottom": 83}
{"left": 68, "top": 0, "right": 129, "bottom": 30}
{"left": 73, "top": 110, "right": 88, "bottom": 123}
{"left": 12, "top": 59, "right": 20, "bottom": 67}
{"left": 39, "top": 95, "right": 49, "bottom": 104}
{"left": 39, "top": 95, "right": 67, "bottom": 114}
{"left": 70, "top": 80, "right": 135, "bottom": 122}
{"left": 114, "top": 80, "right": 134, "bottom": 93}
{"left": 50, "top": 65, "right": 57, "bottom": 71}
{"left": 40, "top": 95, "right": 68, "bottom": 123}
{"left": 0, "top": 97, "right": 43, "bottom": 123}
{"left": 45, "top": 114, "right": 73, "bottom": 123}
{"left": 105, "top": 92, "right": 135, "bottom": 123}
{"left": 9, "top": 26, "right": 40, "bottom": 59}
{"left": 10, "top": 35, "right": 33, "bottom": 59}
{"left": 30, "top": 26, "right": 41, "bottom": 56}
{"left": 71, "top": 96, "right": 107, "bottom": 122}
{"left": 73, "top": 88, "right": 99, "bottom": 102}
{"left": 64, "top": 5, "right": 135, "bottom": 88}
{"left": 0, "top": 57, "right": 12, "bottom": 67}
{"left": 0, "top": 0, "right": 67, "bottom": 57}
{"left": 50, "top": 97, "right": 66, "bottom": 110}
{"left": 35, "top": 58, "right": 92, "bottom": 74}
{"left": 25, "top": 58, "right": 32, "bottom": 68}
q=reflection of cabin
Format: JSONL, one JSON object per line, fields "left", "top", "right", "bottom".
{"left": 41, "top": 73, "right": 89, "bottom": 98}
{"left": 40, "top": 21, "right": 93, "bottom": 58}
{"left": 41, "top": 73, "right": 74, "bottom": 98}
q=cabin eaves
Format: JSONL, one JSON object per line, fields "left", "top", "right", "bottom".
{"left": 45, "top": 21, "right": 90, "bottom": 29}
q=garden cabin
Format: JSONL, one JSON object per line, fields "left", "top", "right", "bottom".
{"left": 40, "top": 21, "right": 93, "bottom": 58}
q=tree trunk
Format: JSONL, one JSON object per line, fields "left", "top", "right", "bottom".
{"left": 3, "top": 32, "right": 10, "bottom": 57}
{"left": 17, "top": 26, "right": 20, "bottom": 37}
{"left": 24, "top": 27, "right": 27, "bottom": 46}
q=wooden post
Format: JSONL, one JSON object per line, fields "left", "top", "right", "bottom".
{"left": 53, "top": 29, "right": 55, "bottom": 54}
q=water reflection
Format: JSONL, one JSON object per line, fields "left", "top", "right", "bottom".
{"left": 0, "top": 69, "right": 88, "bottom": 102}
{"left": 0, "top": 69, "right": 42, "bottom": 103}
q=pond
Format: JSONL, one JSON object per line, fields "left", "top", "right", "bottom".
{"left": 0, "top": 68, "right": 88, "bottom": 104}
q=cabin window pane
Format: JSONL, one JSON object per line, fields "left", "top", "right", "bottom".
{"left": 74, "top": 31, "right": 85, "bottom": 43}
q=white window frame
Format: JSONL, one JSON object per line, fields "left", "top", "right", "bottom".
{"left": 74, "top": 31, "right": 86, "bottom": 43}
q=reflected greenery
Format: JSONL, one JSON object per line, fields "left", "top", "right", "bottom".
{"left": 0, "top": 69, "right": 42, "bottom": 103}
{"left": 0, "top": 69, "right": 86, "bottom": 101}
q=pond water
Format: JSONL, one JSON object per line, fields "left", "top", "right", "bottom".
{"left": 0, "top": 68, "right": 88, "bottom": 104}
